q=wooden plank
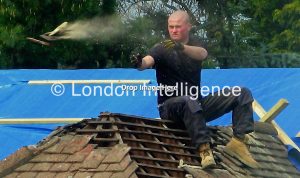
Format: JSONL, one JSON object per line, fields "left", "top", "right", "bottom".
{"left": 111, "top": 116, "right": 123, "bottom": 144}
{"left": 76, "top": 128, "right": 117, "bottom": 133}
{"left": 115, "top": 121, "right": 188, "bottom": 134}
{"left": 0, "top": 118, "right": 84, "bottom": 124}
{"left": 130, "top": 147, "right": 199, "bottom": 158}
{"left": 272, "top": 121, "right": 300, "bottom": 152}
{"left": 260, "top": 99, "right": 289, "bottom": 123}
{"left": 27, "top": 37, "right": 50, "bottom": 46}
{"left": 92, "top": 138, "right": 119, "bottom": 142}
{"left": 28, "top": 79, "right": 151, "bottom": 85}
{"left": 92, "top": 115, "right": 173, "bottom": 123}
{"left": 119, "top": 129, "right": 191, "bottom": 141}
{"left": 137, "top": 163, "right": 184, "bottom": 172}
{"left": 123, "top": 137, "right": 195, "bottom": 150}
{"left": 252, "top": 100, "right": 267, "bottom": 118}
{"left": 131, "top": 155, "right": 180, "bottom": 164}
{"left": 252, "top": 100, "right": 300, "bottom": 152}
{"left": 132, "top": 155, "right": 197, "bottom": 167}
{"left": 136, "top": 172, "right": 174, "bottom": 178}
{"left": 88, "top": 121, "right": 113, "bottom": 124}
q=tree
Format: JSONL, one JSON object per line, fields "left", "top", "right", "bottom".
{"left": 0, "top": 0, "right": 119, "bottom": 69}
{"left": 240, "top": 0, "right": 300, "bottom": 67}
{"left": 118, "top": 0, "right": 300, "bottom": 68}
{"left": 0, "top": 0, "right": 299, "bottom": 68}
{"left": 271, "top": 0, "right": 300, "bottom": 52}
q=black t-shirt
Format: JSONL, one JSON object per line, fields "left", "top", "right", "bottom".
{"left": 149, "top": 36, "right": 203, "bottom": 104}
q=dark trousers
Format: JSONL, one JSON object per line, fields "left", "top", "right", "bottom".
{"left": 158, "top": 87, "right": 254, "bottom": 149}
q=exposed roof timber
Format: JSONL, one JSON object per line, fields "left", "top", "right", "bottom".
{"left": 253, "top": 99, "right": 300, "bottom": 152}
{"left": 259, "top": 99, "right": 289, "bottom": 123}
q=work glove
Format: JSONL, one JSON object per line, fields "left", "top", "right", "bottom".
{"left": 130, "top": 53, "right": 143, "bottom": 68}
{"left": 162, "top": 39, "right": 184, "bottom": 51}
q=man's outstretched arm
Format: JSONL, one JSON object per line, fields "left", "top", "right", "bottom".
{"left": 162, "top": 40, "right": 207, "bottom": 61}
{"left": 131, "top": 54, "right": 155, "bottom": 71}
{"left": 182, "top": 45, "right": 207, "bottom": 61}
{"left": 139, "top": 55, "right": 155, "bottom": 70}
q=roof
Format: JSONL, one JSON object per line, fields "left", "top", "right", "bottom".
{"left": 1, "top": 113, "right": 299, "bottom": 178}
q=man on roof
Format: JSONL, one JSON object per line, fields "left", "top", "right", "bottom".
{"left": 131, "top": 10, "right": 259, "bottom": 169}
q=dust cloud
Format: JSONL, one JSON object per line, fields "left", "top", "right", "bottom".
{"left": 51, "top": 15, "right": 124, "bottom": 41}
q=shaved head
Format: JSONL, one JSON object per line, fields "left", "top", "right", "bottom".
{"left": 168, "top": 10, "right": 190, "bottom": 24}
{"left": 167, "top": 10, "right": 191, "bottom": 43}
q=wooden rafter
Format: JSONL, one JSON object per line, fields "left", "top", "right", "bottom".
{"left": 252, "top": 99, "right": 300, "bottom": 152}
{"left": 259, "top": 99, "right": 289, "bottom": 123}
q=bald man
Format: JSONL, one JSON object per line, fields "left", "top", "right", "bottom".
{"left": 131, "top": 10, "right": 259, "bottom": 169}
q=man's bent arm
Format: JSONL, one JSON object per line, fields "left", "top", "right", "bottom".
{"left": 182, "top": 45, "right": 208, "bottom": 61}
{"left": 138, "top": 55, "right": 155, "bottom": 71}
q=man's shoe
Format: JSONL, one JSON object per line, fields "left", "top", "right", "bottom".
{"left": 199, "top": 143, "right": 216, "bottom": 169}
{"left": 224, "top": 136, "right": 259, "bottom": 168}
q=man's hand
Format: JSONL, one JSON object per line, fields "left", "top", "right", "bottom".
{"left": 162, "top": 39, "right": 184, "bottom": 51}
{"left": 130, "top": 53, "right": 143, "bottom": 68}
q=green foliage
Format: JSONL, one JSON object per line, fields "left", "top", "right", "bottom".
{"left": 271, "top": 0, "right": 300, "bottom": 52}
{"left": 0, "top": 0, "right": 119, "bottom": 69}
{"left": 198, "top": 0, "right": 253, "bottom": 68}
{"left": 237, "top": 0, "right": 300, "bottom": 67}
{"left": 197, "top": 0, "right": 300, "bottom": 68}
{"left": 0, "top": 0, "right": 299, "bottom": 68}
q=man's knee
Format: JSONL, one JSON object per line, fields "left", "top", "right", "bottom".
{"left": 167, "top": 96, "right": 202, "bottom": 113}
{"left": 238, "top": 87, "right": 253, "bottom": 105}
{"left": 181, "top": 96, "right": 202, "bottom": 113}
{"left": 171, "top": 95, "right": 193, "bottom": 104}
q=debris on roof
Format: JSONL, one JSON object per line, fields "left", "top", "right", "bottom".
{"left": 1, "top": 112, "right": 299, "bottom": 178}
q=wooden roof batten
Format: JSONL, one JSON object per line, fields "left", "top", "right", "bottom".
{"left": 252, "top": 99, "right": 300, "bottom": 152}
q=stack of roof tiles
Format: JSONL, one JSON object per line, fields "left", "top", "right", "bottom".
{"left": 0, "top": 112, "right": 299, "bottom": 178}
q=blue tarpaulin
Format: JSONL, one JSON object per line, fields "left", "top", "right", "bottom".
{"left": 0, "top": 68, "right": 299, "bottom": 169}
